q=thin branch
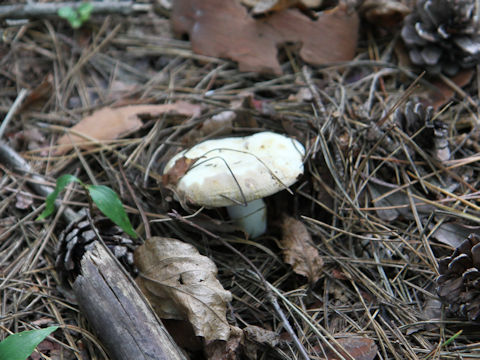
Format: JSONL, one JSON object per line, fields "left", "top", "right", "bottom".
{"left": 0, "top": 88, "right": 28, "bottom": 139}
{"left": 0, "top": 1, "right": 151, "bottom": 20}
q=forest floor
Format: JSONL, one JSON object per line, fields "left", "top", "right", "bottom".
{"left": 1, "top": 1, "right": 480, "bottom": 359}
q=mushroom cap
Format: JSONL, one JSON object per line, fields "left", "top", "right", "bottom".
{"left": 163, "top": 132, "right": 305, "bottom": 207}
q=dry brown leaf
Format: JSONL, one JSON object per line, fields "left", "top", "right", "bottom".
{"left": 162, "top": 156, "right": 199, "bottom": 187}
{"left": 205, "top": 326, "right": 244, "bottom": 360}
{"left": 172, "top": 0, "right": 359, "bottom": 74}
{"left": 243, "top": 325, "right": 281, "bottom": 359}
{"left": 322, "top": 336, "right": 377, "bottom": 360}
{"left": 20, "top": 74, "right": 54, "bottom": 111}
{"left": 135, "top": 237, "right": 232, "bottom": 342}
{"left": 280, "top": 215, "right": 323, "bottom": 283}
{"left": 244, "top": 325, "right": 280, "bottom": 347}
{"left": 424, "top": 70, "right": 474, "bottom": 110}
{"left": 56, "top": 101, "right": 201, "bottom": 154}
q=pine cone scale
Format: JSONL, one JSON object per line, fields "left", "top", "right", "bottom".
{"left": 437, "top": 234, "right": 480, "bottom": 321}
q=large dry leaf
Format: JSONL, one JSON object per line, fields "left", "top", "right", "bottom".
{"left": 56, "top": 101, "right": 201, "bottom": 154}
{"left": 135, "top": 237, "right": 232, "bottom": 342}
{"left": 172, "top": 0, "right": 359, "bottom": 74}
{"left": 280, "top": 215, "right": 323, "bottom": 283}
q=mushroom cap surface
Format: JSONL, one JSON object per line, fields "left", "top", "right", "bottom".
{"left": 163, "top": 132, "right": 305, "bottom": 207}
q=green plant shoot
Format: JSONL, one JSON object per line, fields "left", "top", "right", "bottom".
{"left": 58, "top": 2, "right": 93, "bottom": 29}
{"left": 37, "top": 174, "right": 137, "bottom": 238}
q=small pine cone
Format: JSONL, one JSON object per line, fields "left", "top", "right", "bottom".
{"left": 56, "top": 213, "right": 136, "bottom": 286}
{"left": 394, "top": 101, "right": 450, "bottom": 160}
{"left": 394, "top": 101, "right": 434, "bottom": 142}
{"left": 401, "top": 0, "right": 480, "bottom": 75}
{"left": 437, "top": 234, "right": 480, "bottom": 321}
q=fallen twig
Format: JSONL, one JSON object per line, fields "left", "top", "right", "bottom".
{"left": 0, "top": 1, "right": 151, "bottom": 20}
{"left": 0, "top": 141, "right": 78, "bottom": 223}
{"left": 0, "top": 88, "right": 28, "bottom": 139}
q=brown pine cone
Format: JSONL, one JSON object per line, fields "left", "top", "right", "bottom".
{"left": 394, "top": 101, "right": 434, "bottom": 144}
{"left": 394, "top": 101, "right": 450, "bottom": 161}
{"left": 56, "top": 212, "right": 136, "bottom": 286}
{"left": 401, "top": 0, "right": 480, "bottom": 75}
{"left": 437, "top": 234, "right": 480, "bottom": 321}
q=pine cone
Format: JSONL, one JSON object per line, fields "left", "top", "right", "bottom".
{"left": 401, "top": 0, "right": 480, "bottom": 75}
{"left": 437, "top": 234, "right": 480, "bottom": 321}
{"left": 394, "top": 101, "right": 450, "bottom": 160}
{"left": 394, "top": 101, "right": 434, "bottom": 146}
{"left": 56, "top": 213, "right": 136, "bottom": 286}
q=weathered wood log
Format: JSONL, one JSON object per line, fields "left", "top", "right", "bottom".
{"left": 72, "top": 241, "right": 187, "bottom": 360}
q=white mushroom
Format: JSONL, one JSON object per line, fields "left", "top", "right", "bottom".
{"left": 163, "top": 131, "right": 305, "bottom": 238}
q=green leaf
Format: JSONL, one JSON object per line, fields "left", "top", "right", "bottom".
{"left": 86, "top": 185, "right": 137, "bottom": 238}
{"left": 57, "top": 6, "right": 77, "bottom": 20}
{"left": 0, "top": 326, "right": 58, "bottom": 360}
{"left": 78, "top": 3, "right": 94, "bottom": 22}
{"left": 37, "top": 174, "right": 82, "bottom": 220}
{"left": 69, "top": 18, "right": 82, "bottom": 29}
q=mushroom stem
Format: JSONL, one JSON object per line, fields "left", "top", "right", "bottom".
{"left": 226, "top": 198, "right": 267, "bottom": 238}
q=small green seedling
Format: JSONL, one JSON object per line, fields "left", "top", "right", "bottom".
{"left": 0, "top": 326, "right": 58, "bottom": 360}
{"left": 37, "top": 174, "right": 137, "bottom": 238}
{"left": 58, "top": 2, "right": 93, "bottom": 29}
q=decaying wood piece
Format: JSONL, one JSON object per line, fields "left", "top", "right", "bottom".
{"left": 72, "top": 241, "right": 187, "bottom": 360}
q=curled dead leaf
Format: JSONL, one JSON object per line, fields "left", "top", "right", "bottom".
{"left": 280, "top": 215, "right": 323, "bottom": 283}
{"left": 135, "top": 237, "right": 232, "bottom": 342}
{"left": 56, "top": 101, "right": 201, "bottom": 154}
